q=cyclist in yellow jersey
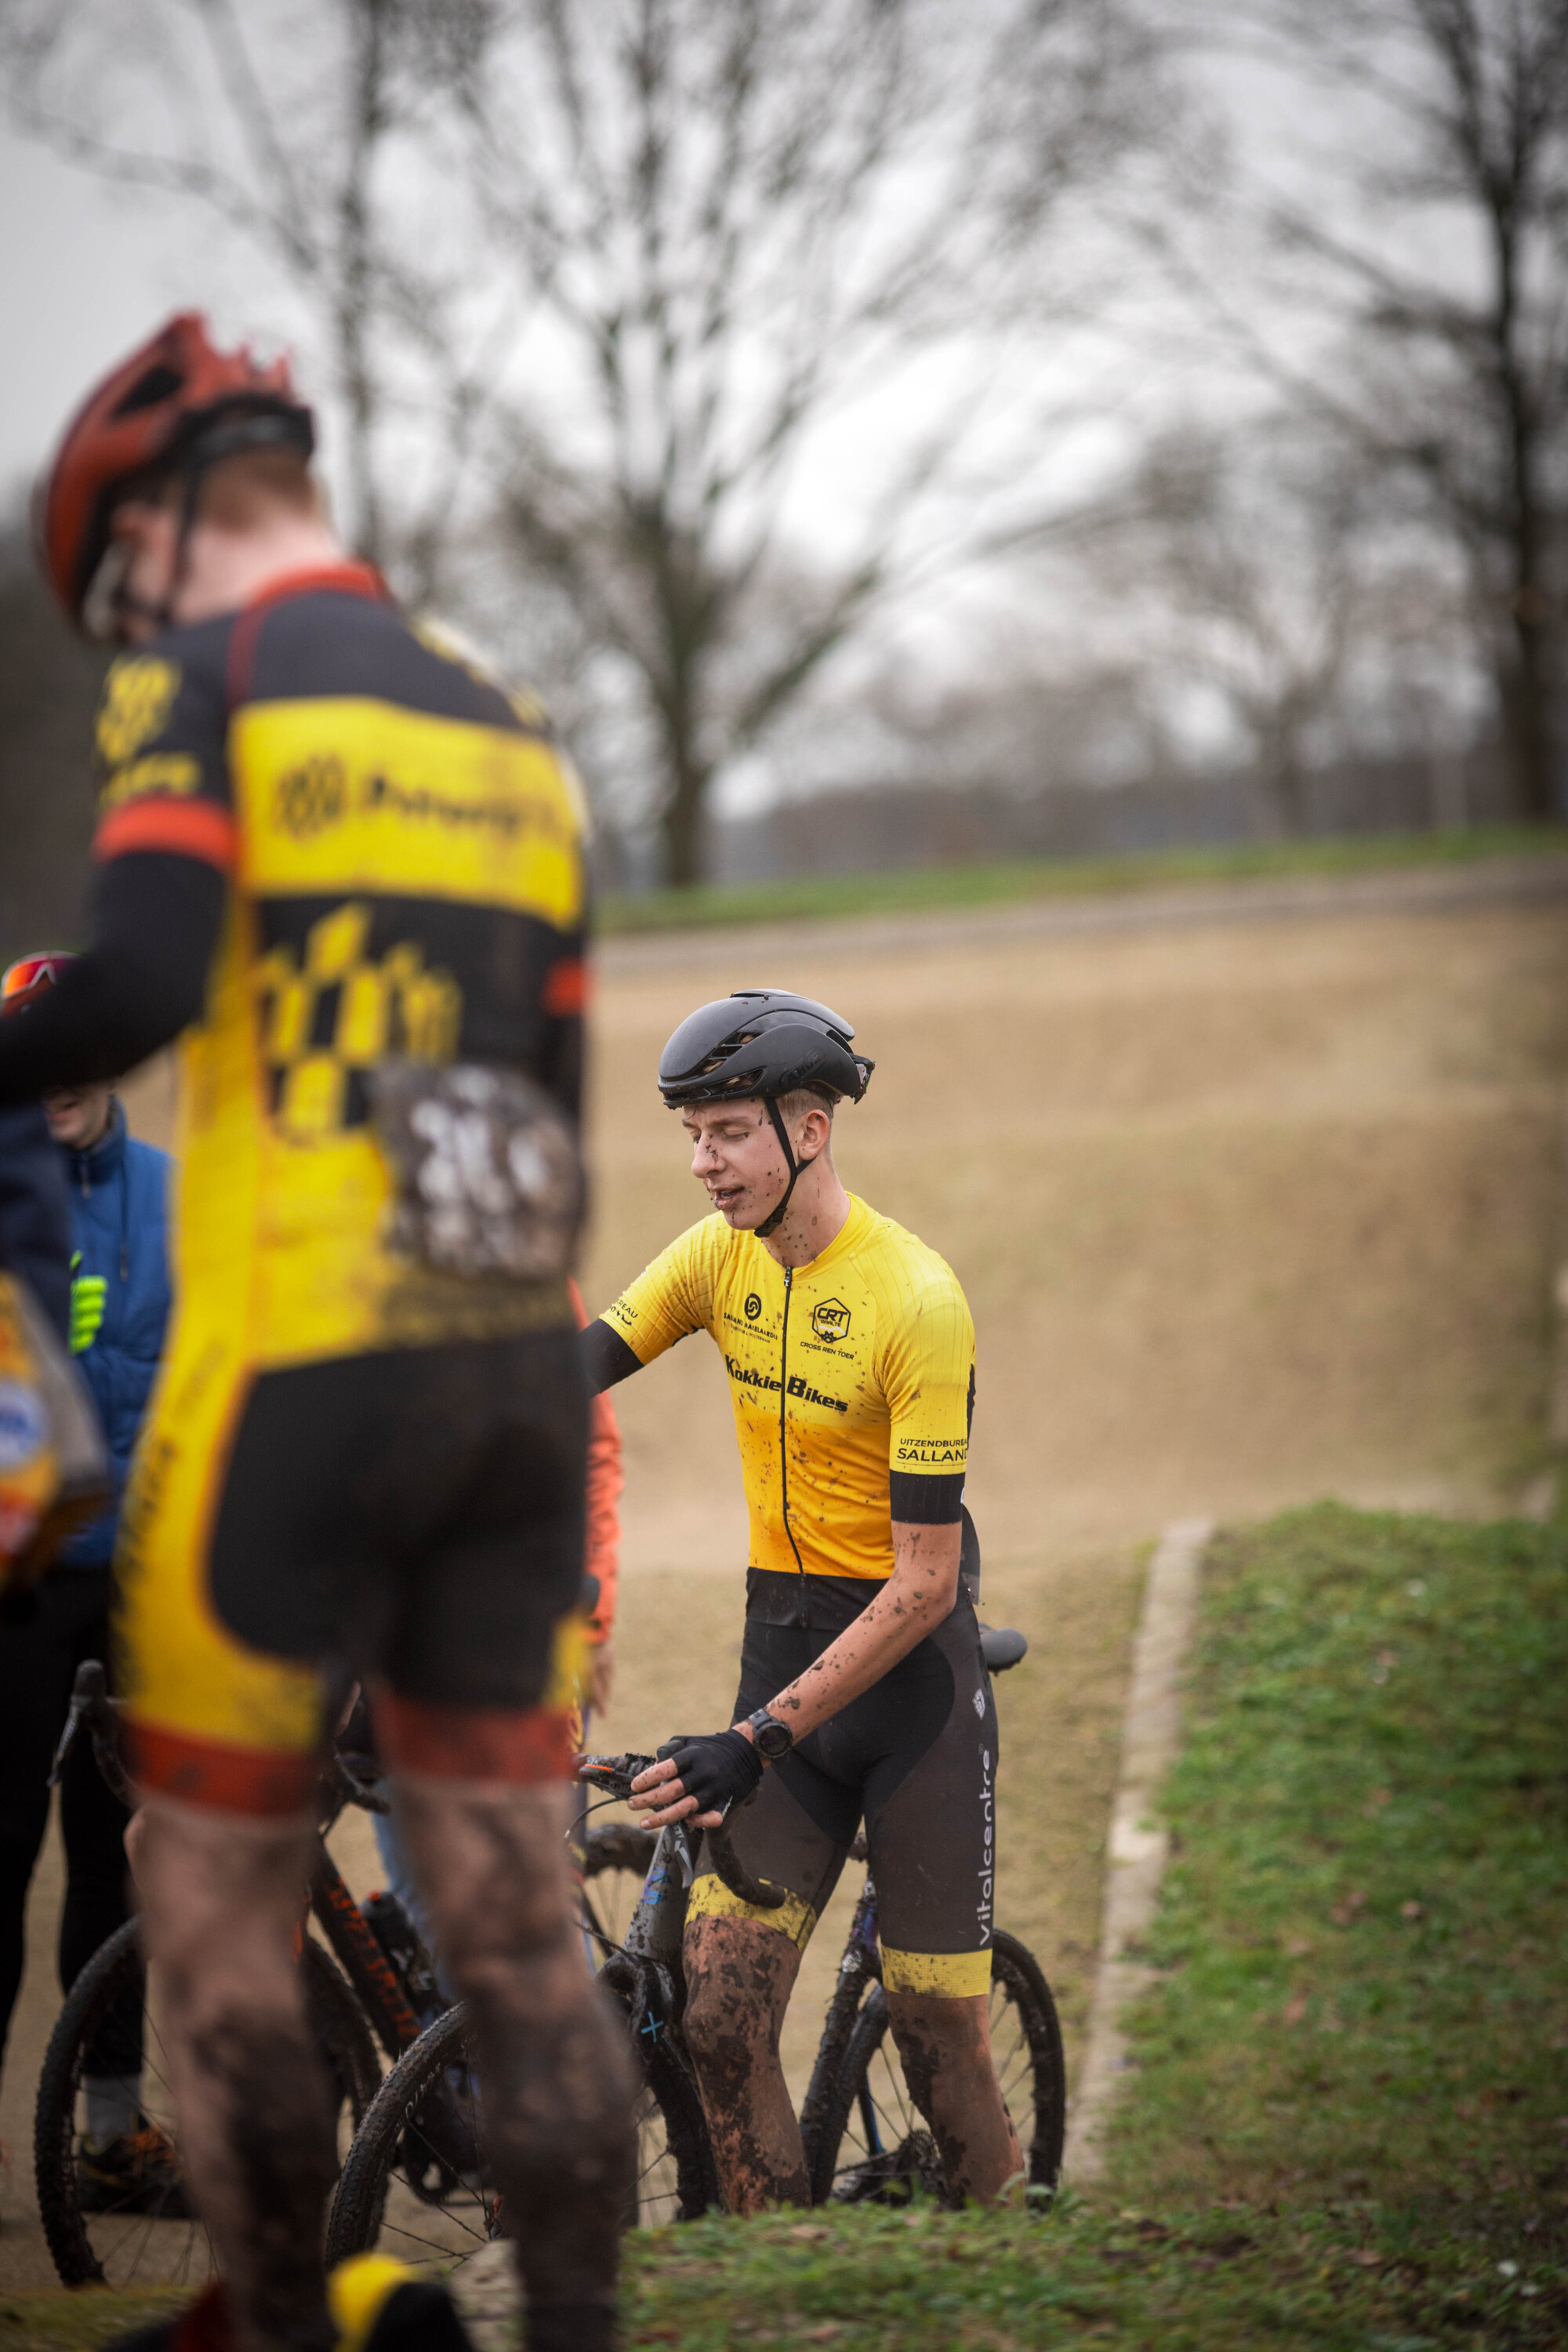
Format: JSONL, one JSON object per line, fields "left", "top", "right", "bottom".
{"left": 581, "top": 992, "right": 1021, "bottom": 2212}
{"left": 0, "top": 315, "right": 631, "bottom": 2352}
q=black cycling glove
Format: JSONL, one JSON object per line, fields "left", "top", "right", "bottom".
{"left": 655, "top": 1729, "right": 764, "bottom": 1820}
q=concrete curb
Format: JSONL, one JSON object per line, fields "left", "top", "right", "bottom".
{"left": 1062, "top": 1515, "right": 1214, "bottom": 2185}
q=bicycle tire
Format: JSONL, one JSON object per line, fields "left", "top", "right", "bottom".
{"left": 808, "top": 1929, "right": 1066, "bottom": 2207}
{"left": 327, "top": 1970, "right": 715, "bottom": 2272}
{"left": 34, "top": 1922, "right": 376, "bottom": 2289}
{"left": 325, "top": 2002, "right": 491, "bottom": 2271}
{"left": 580, "top": 1822, "right": 657, "bottom": 1959}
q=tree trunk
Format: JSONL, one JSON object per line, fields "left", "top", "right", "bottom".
{"left": 659, "top": 742, "right": 710, "bottom": 889}
{"left": 1498, "top": 600, "right": 1559, "bottom": 823}
{"left": 338, "top": 0, "right": 388, "bottom": 568}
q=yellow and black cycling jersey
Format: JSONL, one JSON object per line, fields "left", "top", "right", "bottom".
{"left": 602, "top": 1193, "right": 975, "bottom": 1628}
{"left": 87, "top": 564, "right": 588, "bottom": 1369}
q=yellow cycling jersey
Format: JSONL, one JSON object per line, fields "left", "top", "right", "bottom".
{"left": 88, "top": 566, "right": 588, "bottom": 1370}
{"left": 604, "top": 1194, "right": 974, "bottom": 1617}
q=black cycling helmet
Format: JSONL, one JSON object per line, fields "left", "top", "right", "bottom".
{"left": 659, "top": 990, "right": 873, "bottom": 1236}
{"left": 659, "top": 990, "right": 872, "bottom": 1109}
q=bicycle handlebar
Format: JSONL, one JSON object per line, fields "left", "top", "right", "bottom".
{"left": 703, "top": 1820, "right": 786, "bottom": 1911}
{"left": 49, "top": 1659, "right": 392, "bottom": 1824}
{"left": 579, "top": 1753, "right": 786, "bottom": 1911}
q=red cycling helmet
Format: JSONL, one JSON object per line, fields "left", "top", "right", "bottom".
{"left": 34, "top": 311, "right": 314, "bottom": 635}
{"left": 1, "top": 953, "right": 78, "bottom": 1017}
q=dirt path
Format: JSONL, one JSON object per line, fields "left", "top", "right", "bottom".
{"left": 4, "top": 868, "right": 1564, "bottom": 2279}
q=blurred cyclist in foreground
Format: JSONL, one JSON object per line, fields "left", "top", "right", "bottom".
{"left": 0, "top": 314, "right": 631, "bottom": 2352}
{"left": 0, "top": 953, "right": 177, "bottom": 2216}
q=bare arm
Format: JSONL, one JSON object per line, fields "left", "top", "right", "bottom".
{"left": 632, "top": 1519, "right": 961, "bottom": 1828}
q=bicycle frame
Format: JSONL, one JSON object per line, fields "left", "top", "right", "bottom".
{"left": 53, "top": 1659, "right": 437, "bottom": 2066}
{"left": 798, "top": 1871, "right": 882, "bottom": 2173}
{"left": 308, "top": 1849, "right": 426, "bottom": 2060}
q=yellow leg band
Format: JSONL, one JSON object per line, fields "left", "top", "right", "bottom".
{"left": 687, "top": 1871, "right": 817, "bottom": 1951}
{"left": 880, "top": 1944, "right": 995, "bottom": 1998}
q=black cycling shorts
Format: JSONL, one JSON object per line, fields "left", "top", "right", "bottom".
{"left": 114, "top": 1327, "right": 587, "bottom": 1811}
{"left": 688, "top": 1595, "right": 1000, "bottom": 1998}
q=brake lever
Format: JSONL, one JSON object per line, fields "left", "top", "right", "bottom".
{"left": 578, "top": 1751, "right": 656, "bottom": 1804}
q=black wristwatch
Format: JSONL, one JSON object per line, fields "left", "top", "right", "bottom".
{"left": 748, "top": 1707, "right": 795, "bottom": 1761}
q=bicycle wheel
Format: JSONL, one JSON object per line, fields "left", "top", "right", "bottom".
{"left": 327, "top": 1972, "right": 715, "bottom": 2270}
{"left": 325, "top": 2003, "right": 492, "bottom": 2271}
{"left": 808, "top": 1929, "right": 1066, "bottom": 2207}
{"left": 34, "top": 1922, "right": 377, "bottom": 2288}
{"left": 580, "top": 1823, "right": 657, "bottom": 1957}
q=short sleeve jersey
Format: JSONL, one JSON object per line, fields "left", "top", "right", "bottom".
{"left": 604, "top": 1195, "right": 975, "bottom": 1626}
{"left": 89, "top": 565, "right": 589, "bottom": 1368}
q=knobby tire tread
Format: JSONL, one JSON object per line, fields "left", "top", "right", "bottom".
{"left": 325, "top": 2001, "right": 473, "bottom": 2264}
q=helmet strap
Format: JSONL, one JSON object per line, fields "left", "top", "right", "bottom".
{"left": 102, "top": 457, "right": 208, "bottom": 640}
{"left": 158, "top": 458, "right": 209, "bottom": 631}
{"left": 755, "top": 1096, "right": 815, "bottom": 1241}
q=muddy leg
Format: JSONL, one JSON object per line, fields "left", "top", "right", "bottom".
{"left": 885, "top": 1989, "right": 1022, "bottom": 2203}
{"left": 681, "top": 1915, "right": 807, "bottom": 2213}
{"left": 134, "top": 1797, "right": 336, "bottom": 2352}
{"left": 393, "top": 1774, "right": 634, "bottom": 2352}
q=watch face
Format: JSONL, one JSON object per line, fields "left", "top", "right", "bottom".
{"left": 753, "top": 1712, "right": 792, "bottom": 1758}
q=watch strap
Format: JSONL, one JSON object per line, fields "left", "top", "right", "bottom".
{"left": 748, "top": 1706, "right": 794, "bottom": 1759}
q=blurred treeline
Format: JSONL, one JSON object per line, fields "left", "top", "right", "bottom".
{"left": 0, "top": 0, "right": 1563, "bottom": 914}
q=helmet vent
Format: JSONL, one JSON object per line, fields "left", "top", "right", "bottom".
{"left": 111, "top": 363, "right": 184, "bottom": 418}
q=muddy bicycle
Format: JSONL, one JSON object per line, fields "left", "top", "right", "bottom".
{"left": 33, "top": 1661, "right": 453, "bottom": 2290}
{"left": 325, "top": 1622, "right": 1065, "bottom": 2272}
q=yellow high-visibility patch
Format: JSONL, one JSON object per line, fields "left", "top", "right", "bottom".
{"left": 880, "top": 1945, "right": 993, "bottom": 1998}
{"left": 235, "top": 697, "right": 584, "bottom": 925}
{"left": 688, "top": 1870, "right": 817, "bottom": 1950}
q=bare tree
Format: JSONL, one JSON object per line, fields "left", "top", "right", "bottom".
{"left": 1177, "top": 0, "right": 1568, "bottom": 821}
{"left": 2, "top": 0, "right": 503, "bottom": 569}
{"left": 989, "top": 412, "right": 1474, "bottom": 833}
{"left": 1, "top": 0, "right": 1166, "bottom": 881}
{"left": 461, "top": 1, "right": 1165, "bottom": 880}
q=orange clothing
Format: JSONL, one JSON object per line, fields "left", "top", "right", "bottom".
{"left": 569, "top": 1277, "right": 622, "bottom": 1645}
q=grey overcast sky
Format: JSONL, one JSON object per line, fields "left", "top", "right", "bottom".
{"left": 0, "top": 129, "right": 321, "bottom": 502}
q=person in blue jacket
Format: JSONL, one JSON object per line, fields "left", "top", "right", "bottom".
{"left": 0, "top": 951, "right": 183, "bottom": 2217}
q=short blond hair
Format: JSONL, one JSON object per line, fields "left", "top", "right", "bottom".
{"left": 775, "top": 1084, "right": 840, "bottom": 1127}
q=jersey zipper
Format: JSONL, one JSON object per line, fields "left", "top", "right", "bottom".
{"left": 779, "top": 1266, "right": 808, "bottom": 1610}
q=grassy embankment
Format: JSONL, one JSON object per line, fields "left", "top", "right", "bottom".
{"left": 624, "top": 1504, "right": 1568, "bottom": 2347}
{"left": 598, "top": 822, "right": 1568, "bottom": 935}
{"left": 7, "top": 1501, "right": 1565, "bottom": 2348}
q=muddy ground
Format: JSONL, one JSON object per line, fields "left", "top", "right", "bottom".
{"left": 2, "top": 875, "right": 1563, "bottom": 2283}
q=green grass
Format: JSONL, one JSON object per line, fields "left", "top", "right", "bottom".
{"left": 597, "top": 823, "right": 1568, "bottom": 935}
{"left": 16, "top": 1503, "right": 1566, "bottom": 2346}
{"left": 0, "top": 2288, "right": 180, "bottom": 2349}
